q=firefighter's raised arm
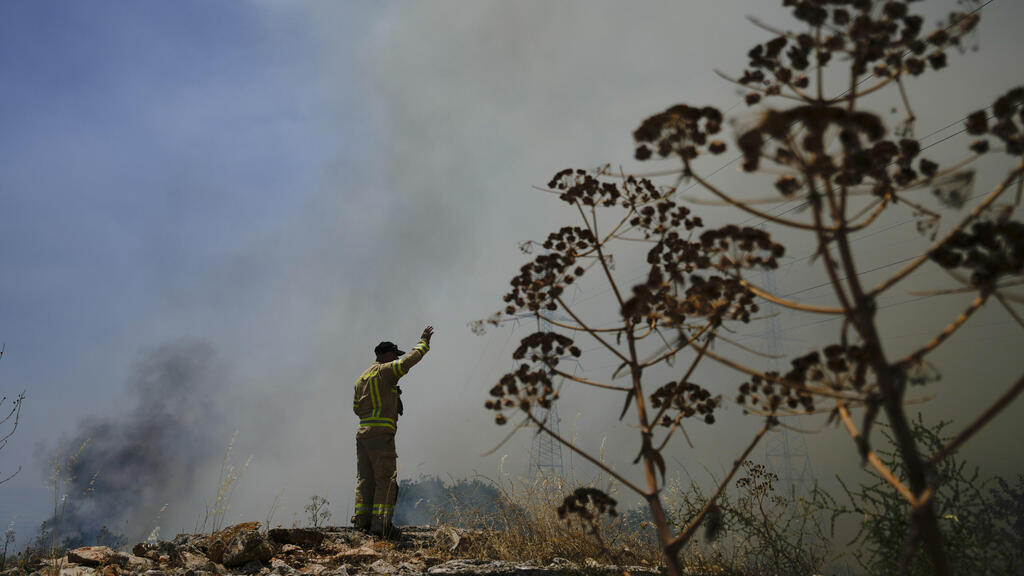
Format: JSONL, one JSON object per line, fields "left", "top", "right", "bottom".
{"left": 386, "top": 325, "right": 433, "bottom": 379}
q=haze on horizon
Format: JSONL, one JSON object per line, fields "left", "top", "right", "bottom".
{"left": 1, "top": 0, "right": 1022, "bottom": 545}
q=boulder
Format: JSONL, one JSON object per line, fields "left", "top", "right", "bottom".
{"left": 268, "top": 529, "right": 324, "bottom": 550}
{"left": 67, "top": 547, "right": 128, "bottom": 568}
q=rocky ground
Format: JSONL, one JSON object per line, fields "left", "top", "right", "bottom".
{"left": 3, "top": 523, "right": 664, "bottom": 576}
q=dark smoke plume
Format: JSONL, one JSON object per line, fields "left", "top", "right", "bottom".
{"left": 48, "top": 341, "right": 223, "bottom": 544}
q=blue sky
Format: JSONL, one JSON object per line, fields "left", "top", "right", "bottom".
{"left": 1, "top": 0, "right": 1022, "bottom": 542}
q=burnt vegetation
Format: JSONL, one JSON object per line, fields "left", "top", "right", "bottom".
{"left": 481, "top": 1, "right": 1023, "bottom": 575}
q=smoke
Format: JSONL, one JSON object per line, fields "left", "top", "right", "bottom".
{"left": 48, "top": 341, "right": 224, "bottom": 543}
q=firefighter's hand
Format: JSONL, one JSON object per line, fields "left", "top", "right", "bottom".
{"left": 421, "top": 325, "right": 434, "bottom": 344}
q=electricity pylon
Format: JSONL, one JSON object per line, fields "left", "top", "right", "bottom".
{"left": 755, "top": 243, "right": 815, "bottom": 496}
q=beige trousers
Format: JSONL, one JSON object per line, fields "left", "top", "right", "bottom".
{"left": 352, "top": 430, "right": 398, "bottom": 526}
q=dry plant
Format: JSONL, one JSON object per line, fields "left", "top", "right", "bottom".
{"left": 432, "top": 473, "right": 661, "bottom": 567}
{"left": 480, "top": 1, "right": 1022, "bottom": 574}
{"left": 1, "top": 344, "right": 27, "bottom": 486}
{"left": 1, "top": 519, "right": 15, "bottom": 571}
{"left": 45, "top": 441, "right": 94, "bottom": 576}
{"left": 659, "top": 467, "right": 832, "bottom": 574}
{"left": 197, "top": 431, "right": 251, "bottom": 533}
{"left": 304, "top": 495, "right": 332, "bottom": 528}
{"left": 264, "top": 488, "right": 284, "bottom": 532}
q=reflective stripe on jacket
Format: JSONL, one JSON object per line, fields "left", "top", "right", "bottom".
{"left": 353, "top": 339, "right": 429, "bottom": 432}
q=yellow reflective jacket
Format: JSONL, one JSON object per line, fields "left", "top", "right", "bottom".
{"left": 353, "top": 339, "right": 429, "bottom": 434}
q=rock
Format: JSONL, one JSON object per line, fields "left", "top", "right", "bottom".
{"left": 58, "top": 567, "right": 93, "bottom": 576}
{"left": 396, "top": 561, "right": 425, "bottom": 575}
{"left": 426, "top": 559, "right": 587, "bottom": 576}
{"left": 268, "top": 529, "right": 324, "bottom": 550}
{"left": 367, "top": 560, "right": 396, "bottom": 575}
{"left": 125, "top": 556, "right": 155, "bottom": 572}
{"left": 238, "top": 559, "right": 266, "bottom": 575}
{"left": 277, "top": 544, "right": 301, "bottom": 555}
{"left": 418, "top": 556, "right": 444, "bottom": 569}
{"left": 68, "top": 547, "right": 128, "bottom": 568}
{"left": 42, "top": 556, "right": 69, "bottom": 567}
{"left": 222, "top": 532, "right": 273, "bottom": 568}
{"left": 334, "top": 546, "right": 380, "bottom": 565}
{"left": 180, "top": 551, "right": 218, "bottom": 572}
{"left": 204, "top": 523, "right": 272, "bottom": 568}
{"left": 269, "top": 559, "right": 297, "bottom": 576}
{"left": 207, "top": 541, "right": 227, "bottom": 565}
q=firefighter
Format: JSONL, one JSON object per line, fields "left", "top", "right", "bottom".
{"left": 351, "top": 325, "right": 433, "bottom": 538}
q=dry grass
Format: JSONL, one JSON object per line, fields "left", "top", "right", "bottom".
{"left": 431, "top": 473, "right": 662, "bottom": 567}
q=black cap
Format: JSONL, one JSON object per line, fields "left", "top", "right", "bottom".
{"left": 374, "top": 341, "right": 405, "bottom": 358}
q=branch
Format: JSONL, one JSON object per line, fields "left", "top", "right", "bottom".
{"left": 996, "top": 293, "right": 1024, "bottom": 329}
{"left": 686, "top": 160, "right": 822, "bottom": 231}
{"left": 713, "top": 70, "right": 809, "bottom": 102}
{"left": 651, "top": 335, "right": 712, "bottom": 428}
{"left": 929, "top": 371, "right": 1024, "bottom": 465}
{"left": 655, "top": 416, "right": 694, "bottom": 452}
{"left": 551, "top": 367, "right": 633, "bottom": 392}
{"left": 808, "top": 189, "right": 855, "bottom": 319}
{"left": 538, "top": 313, "right": 626, "bottom": 334}
{"left": 909, "top": 278, "right": 1024, "bottom": 297}
{"left": 898, "top": 292, "right": 988, "bottom": 367}
{"left": 739, "top": 277, "right": 845, "bottom": 315}
{"left": 556, "top": 296, "right": 630, "bottom": 364}
{"left": 581, "top": 202, "right": 627, "bottom": 312}
{"left": 837, "top": 400, "right": 917, "bottom": 505}
{"left": 527, "top": 411, "right": 646, "bottom": 496}
{"left": 829, "top": 77, "right": 895, "bottom": 103}
{"left": 871, "top": 164, "right": 1024, "bottom": 297}
{"left": 701, "top": 347, "right": 865, "bottom": 401}
{"left": 480, "top": 415, "right": 533, "bottom": 457}
{"left": 0, "top": 466, "right": 21, "bottom": 486}
{"left": 681, "top": 193, "right": 809, "bottom": 206}
{"left": 0, "top": 392, "right": 24, "bottom": 445}
{"left": 640, "top": 323, "right": 710, "bottom": 368}
{"left": 666, "top": 420, "right": 770, "bottom": 551}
